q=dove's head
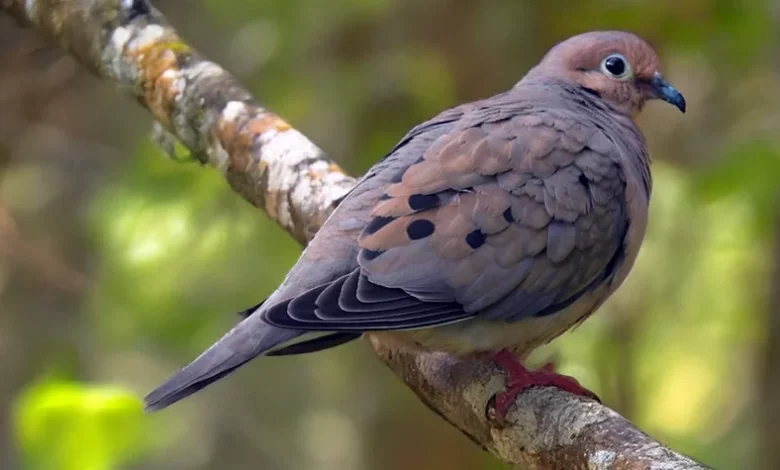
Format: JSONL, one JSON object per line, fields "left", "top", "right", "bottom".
{"left": 531, "top": 31, "right": 685, "bottom": 117}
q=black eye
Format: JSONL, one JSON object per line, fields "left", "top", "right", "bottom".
{"left": 600, "top": 54, "right": 632, "bottom": 79}
{"left": 605, "top": 57, "right": 625, "bottom": 75}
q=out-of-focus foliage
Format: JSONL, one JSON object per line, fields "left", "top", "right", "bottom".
{"left": 1, "top": 1, "right": 779, "bottom": 469}
{"left": 14, "top": 381, "right": 147, "bottom": 470}
{"left": 87, "top": 142, "right": 300, "bottom": 352}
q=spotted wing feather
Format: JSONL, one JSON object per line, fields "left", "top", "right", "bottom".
{"left": 265, "top": 111, "right": 629, "bottom": 331}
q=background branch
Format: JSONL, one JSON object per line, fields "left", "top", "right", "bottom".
{"left": 0, "top": 0, "right": 712, "bottom": 468}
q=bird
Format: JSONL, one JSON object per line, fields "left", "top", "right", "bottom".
{"left": 144, "top": 30, "right": 686, "bottom": 416}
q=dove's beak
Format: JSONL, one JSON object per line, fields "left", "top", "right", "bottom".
{"left": 650, "top": 73, "right": 686, "bottom": 113}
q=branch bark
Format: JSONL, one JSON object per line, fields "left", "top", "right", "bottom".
{"left": 0, "top": 1, "right": 712, "bottom": 468}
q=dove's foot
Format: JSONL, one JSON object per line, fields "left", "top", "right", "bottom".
{"left": 492, "top": 349, "right": 599, "bottom": 420}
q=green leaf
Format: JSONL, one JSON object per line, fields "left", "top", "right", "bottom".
{"left": 14, "top": 381, "right": 146, "bottom": 470}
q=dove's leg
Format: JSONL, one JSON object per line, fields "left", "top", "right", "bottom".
{"left": 492, "top": 349, "right": 599, "bottom": 419}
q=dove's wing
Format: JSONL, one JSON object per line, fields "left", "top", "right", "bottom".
{"left": 263, "top": 105, "right": 631, "bottom": 331}
{"left": 142, "top": 100, "right": 473, "bottom": 411}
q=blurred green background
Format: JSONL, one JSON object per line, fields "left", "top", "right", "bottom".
{"left": 1, "top": 0, "right": 779, "bottom": 469}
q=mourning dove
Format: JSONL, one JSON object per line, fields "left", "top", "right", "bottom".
{"left": 145, "top": 31, "right": 685, "bottom": 413}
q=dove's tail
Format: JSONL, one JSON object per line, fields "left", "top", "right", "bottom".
{"left": 144, "top": 316, "right": 359, "bottom": 411}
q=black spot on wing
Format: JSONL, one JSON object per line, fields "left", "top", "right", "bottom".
{"left": 407, "top": 219, "right": 435, "bottom": 240}
{"left": 465, "top": 229, "right": 486, "bottom": 249}
{"left": 364, "top": 216, "right": 396, "bottom": 235}
{"left": 408, "top": 194, "right": 440, "bottom": 211}
{"left": 502, "top": 207, "right": 514, "bottom": 223}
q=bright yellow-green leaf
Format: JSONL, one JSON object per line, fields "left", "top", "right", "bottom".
{"left": 14, "top": 381, "right": 146, "bottom": 470}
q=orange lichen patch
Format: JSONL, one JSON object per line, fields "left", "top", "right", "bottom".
{"left": 217, "top": 113, "right": 241, "bottom": 147}
{"left": 217, "top": 112, "right": 293, "bottom": 175}
{"left": 244, "top": 114, "right": 292, "bottom": 135}
{"left": 307, "top": 162, "right": 347, "bottom": 181}
{"left": 216, "top": 112, "right": 257, "bottom": 175}
{"left": 126, "top": 39, "right": 190, "bottom": 125}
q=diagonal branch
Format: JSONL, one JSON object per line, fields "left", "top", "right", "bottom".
{"left": 0, "top": 1, "right": 712, "bottom": 468}
{"left": 2, "top": 0, "right": 354, "bottom": 245}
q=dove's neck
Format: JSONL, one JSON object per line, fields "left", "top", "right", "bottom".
{"left": 516, "top": 72, "right": 630, "bottom": 116}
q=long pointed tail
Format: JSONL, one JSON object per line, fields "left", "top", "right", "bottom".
{"left": 144, "top": 320, "right": 303, "bottom": 411}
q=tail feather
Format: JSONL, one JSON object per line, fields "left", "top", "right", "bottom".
{"left": 144, "top": 320, "right": 303, "bottom": 411}
{"left": 266, "top": 332, "right": 360, "bottom": 356}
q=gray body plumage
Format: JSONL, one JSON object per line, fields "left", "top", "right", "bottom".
{"left": 145, "top": 57, "right": 653, "bottom": 412}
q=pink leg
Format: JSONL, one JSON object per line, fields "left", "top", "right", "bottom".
{"left": 492, "top": 350, "right": 599, "bottom": 420}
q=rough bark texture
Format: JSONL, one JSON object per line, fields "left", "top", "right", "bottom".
{"left": 2, "top": 0, "right": 354, "bottom": 245}
{"left": 371, "top": 341, "right": 709, "bottom": 469}
{"left": 1, "top": 1, "right": 713, "bottom": 469}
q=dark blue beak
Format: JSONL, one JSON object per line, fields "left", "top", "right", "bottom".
{"left": 651, "top": 73, "right": 686, "bottom": 113}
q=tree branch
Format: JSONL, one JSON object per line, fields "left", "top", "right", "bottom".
{"left": 1, "top": 1, "right": 712, "bottom": 468}
{"left": 2, "top": 0, "right": 354, "bottom": 245}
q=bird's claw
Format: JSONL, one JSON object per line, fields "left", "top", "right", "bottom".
{"left": 491, "top": 350, "right": 600, "bottom": 421}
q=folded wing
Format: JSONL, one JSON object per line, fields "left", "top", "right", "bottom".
{"left": 264, "top": 111, "right": 629, "bottom": 331}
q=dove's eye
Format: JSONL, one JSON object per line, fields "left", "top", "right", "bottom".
{"left": 601, "top": 54, "right": 632, "bottom": 80}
